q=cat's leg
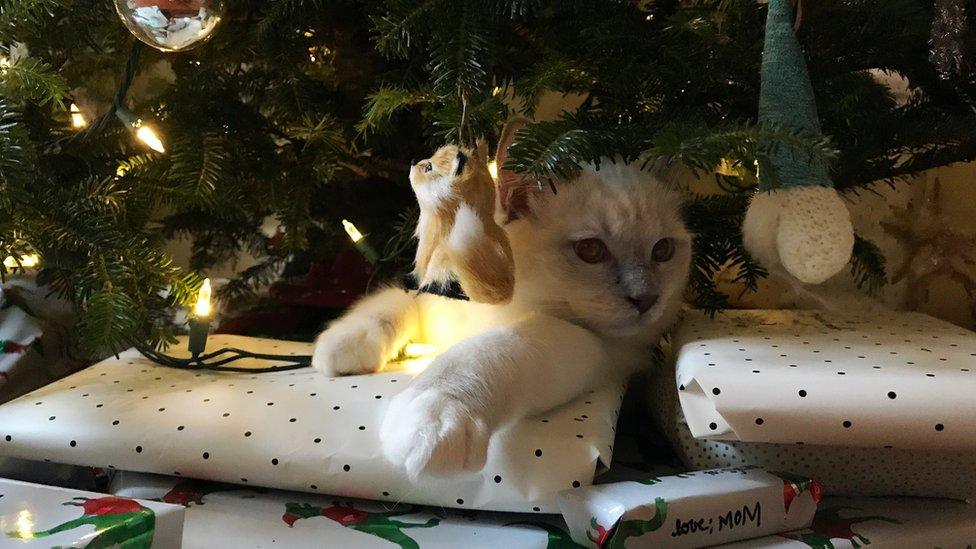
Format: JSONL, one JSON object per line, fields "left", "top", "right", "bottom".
{"left": 380, "top": 314, "right": 615, "bottom": 478}
{"left": 312, "top": 287, "right": 421, "bottom": 376}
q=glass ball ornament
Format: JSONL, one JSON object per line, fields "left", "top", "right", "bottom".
{"left": 115, "top": 0, "right": 224, "bottom": 52}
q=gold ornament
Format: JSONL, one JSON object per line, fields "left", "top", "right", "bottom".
{"left": 882, "top": 177, "right": 976, "bottom": 318}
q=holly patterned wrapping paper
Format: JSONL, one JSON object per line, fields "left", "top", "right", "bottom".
{"left": 716, "top": 496, "right": 976, "bottom": 548}
{"left": 0, "top": 334, "right": 622, "bottom": 513}
{"left": 0, "top": 477, "right": 184, "bottom": 548}
{"left": 110, "top": 470, "right": 582, "bottom": 548}
{"left": 647, "top": 308, "right": 976, "bottom": 500}
{"left": 557, "top": 467, "right": 822, "bottom": 548}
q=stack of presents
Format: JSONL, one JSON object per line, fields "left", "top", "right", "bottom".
{"left": 0, "top": 308, "right": 974, "bottom": 547}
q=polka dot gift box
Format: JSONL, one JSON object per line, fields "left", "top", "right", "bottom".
{"left": 647, "top": 308, "right": 976, "bottom": 499}
{"left": 0, "top": 335, "right": 622, "bottom": 513}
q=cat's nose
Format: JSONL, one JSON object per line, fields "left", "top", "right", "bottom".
{"left": 627, "top": 293, "right": 658, "bottom": 314}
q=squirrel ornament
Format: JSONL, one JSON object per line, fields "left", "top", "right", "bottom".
{"left": 409, "top": 140, "right": 515, "bottom": 304}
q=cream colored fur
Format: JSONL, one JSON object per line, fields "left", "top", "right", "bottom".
{"left": 312, "top": 161, "right": 691, "bottom": 479}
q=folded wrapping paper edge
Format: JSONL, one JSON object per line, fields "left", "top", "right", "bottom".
{"left": 675, "top": 376, "right": 735, "bottom": 439}
{"left": 593, "top": 383, "right": 626, "bottom": 476}
{"left": 557, "top": 487, "right": 627, "bottom": 549}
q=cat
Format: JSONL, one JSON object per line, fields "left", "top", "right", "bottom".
{"left": 409, "top": 140, "right": 514, "bottom": 304}
{"left": 312, "top": 120, "right": 692, "bottom": 479}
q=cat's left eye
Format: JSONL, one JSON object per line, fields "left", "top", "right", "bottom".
{"left": 652, "top": 238, "right": 675, "bottom": 262}
{"left": 423, "top": 162, "right": 433, "bottom": 173}
{"left": 574, "top": 238, "right": 610, "bottom": 264}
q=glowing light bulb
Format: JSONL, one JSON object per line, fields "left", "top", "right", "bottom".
{"left": 400, "top": 342, "right": 438, "bottom": 374}
{"left": 487, "top": 159, "right": 498, "bottom": 181}
{"left": 3, "top": 254, "right": 39, "bottom": 269}
{"left": 342, "top": 219, "right": 364, "bottom": 243}
{"left": 404, "top": 343, "right": 436, "bottom": 357}
{"left": 70, "top": 103, "right": 87, "bottom": 128}
{"left": 194, "top": 278, "right": 212, "bottom": 318}
{"left": 492, "top": 86, "right": 502, "bottom": 97}
{"left": 136, "top": 124, "right": 165, "bottom": 153}
{"left": 15, "top": 509, "right": 34, "bottom": 539}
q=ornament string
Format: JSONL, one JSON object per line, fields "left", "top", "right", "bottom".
{"left": 792, "top": 0, "right": 804, "bottom": 31}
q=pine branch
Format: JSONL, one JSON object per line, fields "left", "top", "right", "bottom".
{"left": 649, "top": 122, "right": 838, "bottom": 178}
{"left": 167, "top": 132, "right": 229, "bottom": 206}
{"left": 371, "top": 0, "right": 449, "bottom": 59}
{"left": 682, "top": 192, "right": 766, "bottom": 312}
{"left": 850, "top": 234, "right": 887, "bottom": 294}
{"left": 430, "top": 1, "right": 492, "bottom": 97}
{"left": 78, "top": 287, "right": 141, "bottom": 355}
{"left": 1, "top": 56, "right": 69, "bottom": 109}
{"left": 0, "top": 0, "right": 66, "bottom": 42}
{"left": 504, "top": 118, "right": 592, "bottom": 180}
{"left": 357, "top": 85, "right": 430, "bottom": 135}
{"left": 0, "top": 101, "right": 31, "bottom": 207}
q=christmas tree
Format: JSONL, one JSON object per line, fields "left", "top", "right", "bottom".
{"left": 2, "top": 0, "right": 974, "bottom": 357}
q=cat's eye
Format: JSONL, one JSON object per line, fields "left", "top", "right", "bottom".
{"left": 574, "top": 238, "right": 610, "bottom": 264}
{"left": 423, "top": 162, "right": 433, "bottom": 173}
{"left": 652, "top": 238, "right": 675, "bottom": 262}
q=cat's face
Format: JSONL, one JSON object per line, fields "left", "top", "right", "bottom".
{"left": 506, "top": 163, "right": 691, "bottom": 340}
{"left": 409, "top": 144, "right": 471, "bottom": 208}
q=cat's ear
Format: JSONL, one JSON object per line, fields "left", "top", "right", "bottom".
{"left": 495, "top": 117, "right": 538, "bottom": 221}
{"left": 474, "top": 138, "right": 489, "bottom": 161}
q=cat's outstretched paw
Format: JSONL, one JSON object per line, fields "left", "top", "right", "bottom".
{"left": 380, "top": 388, "right": 490, "bottom": 479}
{"left": 311, "top": 322, "right": 389, "bottom": 376}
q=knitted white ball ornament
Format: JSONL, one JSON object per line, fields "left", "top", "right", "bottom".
{"left": 743, "top": 186, "right": 855, "bottom": 285}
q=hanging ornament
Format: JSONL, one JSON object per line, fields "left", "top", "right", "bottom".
{"left": 881, "top": 177, "right": 976, "bottom": 321}
{"left": 741, "top": 0, "right": 854, "bottom": 285}
{"left": 929, "top": 0, "right": 971, "bottom": 79}
{"left": 115, "top": 0, "right": 224, "bottom": 52}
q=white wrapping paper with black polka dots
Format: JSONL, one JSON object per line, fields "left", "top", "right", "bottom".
{"left": 674, "top": 309, "right": 976, "bottom": 450}
{"left": 645, "top": 309, "right": 976, "bottom": 500}
{"left": 0, "top": 335, "right": 622, "bottom": 513}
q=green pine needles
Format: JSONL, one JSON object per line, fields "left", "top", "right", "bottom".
{"left": 0, "top": 0, "right": 971, "bottom": 357}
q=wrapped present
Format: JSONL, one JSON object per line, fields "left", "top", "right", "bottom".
{"left": 646, "top": 309, "right": 976, "bottom": 499}
{"left": 557, "top": 467, "right": 822, "bottom": 548}
{"left": 0, "top": 280, "right": 78, "bottom": 403}
{"left": 110, "top": 470, "right": 578, "bottom": 548}
{"left": 717, "top": 496, "right": 976, "bottom": 548}
{"left": 0, "top": 334, "right": 621, "bottom": 512}
{"left": 0, "top": 477, "right": 184, "bottom": 548}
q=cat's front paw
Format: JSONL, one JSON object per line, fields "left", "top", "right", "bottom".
{"left": 380, "top": 388, "right": 490, "bottom": 479}
{"left": 311, "top": 322, "right": 389, "bottom": 377}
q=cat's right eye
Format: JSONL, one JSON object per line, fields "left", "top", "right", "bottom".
{"left": 423, "top": 162, "right": 433, "bottom": 173}
{"left": 574, "top": 238, "right": 610, "bottom": 264}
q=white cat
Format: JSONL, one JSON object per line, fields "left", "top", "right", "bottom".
{"left": 312, "top": 125, "right": 691, "bottom": 479}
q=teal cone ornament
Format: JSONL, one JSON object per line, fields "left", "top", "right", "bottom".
{"left": 741, "top": 0, "right": 854, "bottom": 285}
